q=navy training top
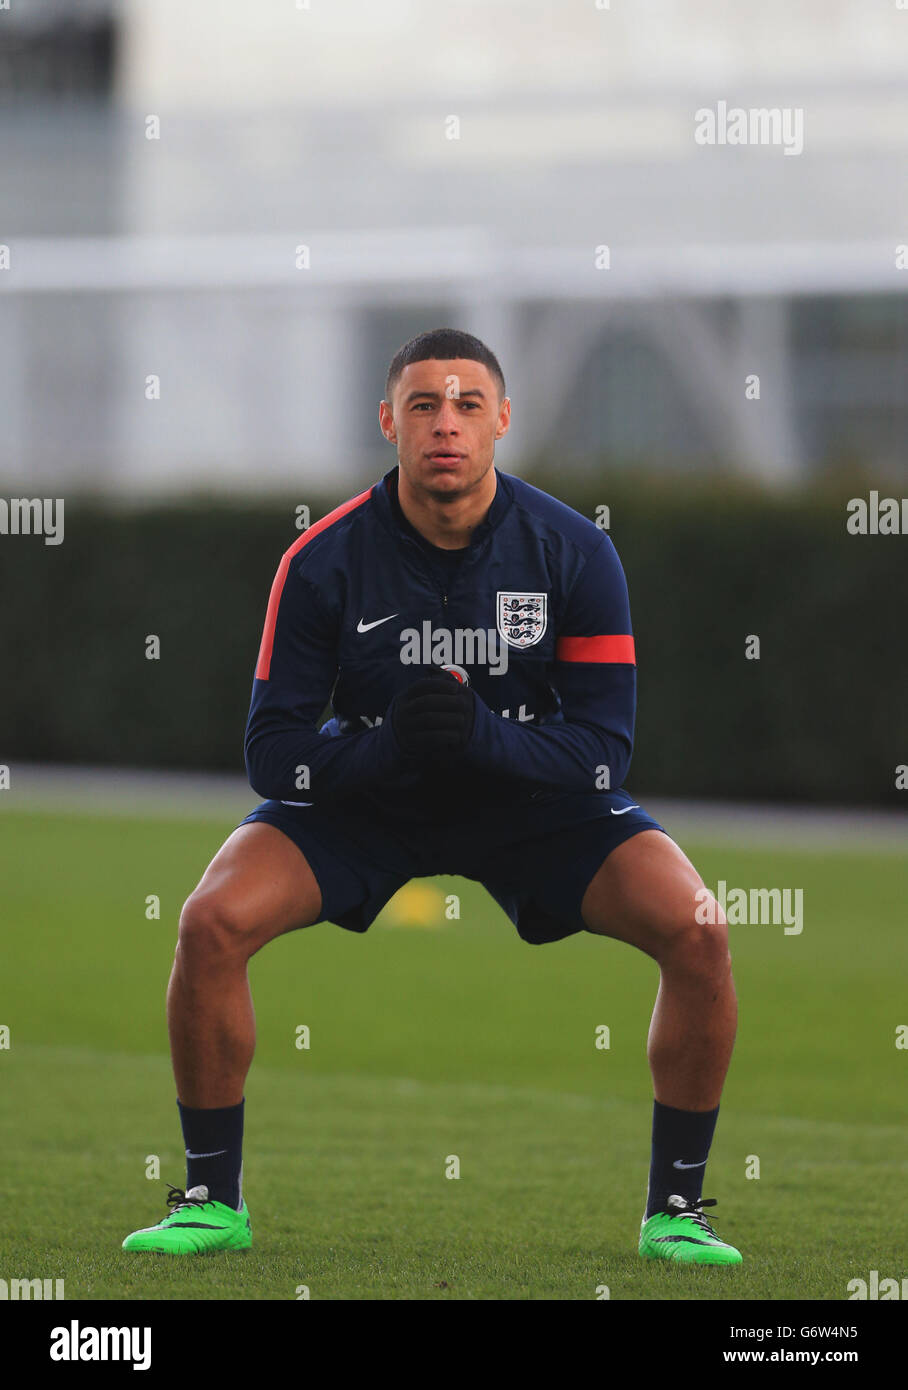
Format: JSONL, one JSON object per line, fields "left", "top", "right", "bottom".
{"left": 245, "top": 464, "right": 637, "bottom": 827}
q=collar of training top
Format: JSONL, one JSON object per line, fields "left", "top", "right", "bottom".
{"left": 372, "top": 464, "right": 512, "bottom": 548}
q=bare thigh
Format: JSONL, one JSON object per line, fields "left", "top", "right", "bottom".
{"left": 580, "top": 829, "right": 721, "bottom": 963}
{"left": 181, "top": 821, "right": 323, "bottom": 959}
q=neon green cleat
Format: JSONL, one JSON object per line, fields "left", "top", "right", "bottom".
{"left": 638, "top": 1195, "right": 742, "bottom": 1265}
{"left": 122, "top": 1184, "right": 252, "bottom": 1254}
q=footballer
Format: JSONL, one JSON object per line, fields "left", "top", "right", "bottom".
{"left": 123, "top": 328, "right": 741, "bottom": 1266}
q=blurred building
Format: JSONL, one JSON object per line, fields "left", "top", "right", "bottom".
{"left": 1, "top": 0, "right": 906, "bottom": 495}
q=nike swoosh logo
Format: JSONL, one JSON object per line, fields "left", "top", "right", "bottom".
{"left": 357, "top": 614, "right": 398, "bottom": 633}
{"left": 185, "top": 1149, "right": 228, "bottom": 1159}
{"left": 672, "top": 1159, "right": 707, "bottom": 1169}
{"left": 610, "top": 805, "right": 640, "bottom": 815}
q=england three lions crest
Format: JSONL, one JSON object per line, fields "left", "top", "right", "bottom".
{"left": 496, "top": 591, "right": 548, "bottom": 649}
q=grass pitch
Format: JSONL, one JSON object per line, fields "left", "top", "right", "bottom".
{"left": 1, "top": 809, "right": 905, "bottom": 1300}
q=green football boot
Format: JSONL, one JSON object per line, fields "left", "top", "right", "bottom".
{"left": 639, "top": 1194, "right": 742, "bottom": 1265}
{"left": 122, "top": 1184, "right": 252, "bottom": 1254}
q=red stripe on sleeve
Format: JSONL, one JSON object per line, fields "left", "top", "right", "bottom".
{"left": 254, "top": 486, "right": 373, "bottom": 681}
{"left": 555, "top": 634, "right": 636, "bottom": 664}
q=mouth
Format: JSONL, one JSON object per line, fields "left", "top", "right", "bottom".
{"left": 427, "top": 452, "right": 464, "bottom": 465}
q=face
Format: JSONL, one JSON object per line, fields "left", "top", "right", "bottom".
{"left": 379, "top": 358, "right": 510, "bottom": 502}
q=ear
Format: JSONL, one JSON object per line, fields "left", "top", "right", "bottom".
{"left": 379, "top": 399, "right": 397, "bottom": 443}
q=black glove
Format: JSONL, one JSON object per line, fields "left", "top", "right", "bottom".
{"left": 389, "top": 672, "right": 476, "bottom": 760}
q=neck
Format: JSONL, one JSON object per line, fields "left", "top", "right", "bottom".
{"left": 396, "top": 465, "right": 497, "bottom": 549}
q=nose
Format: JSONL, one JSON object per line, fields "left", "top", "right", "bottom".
{"left": 433, "top": 397, "right": 460, "bottom": 433}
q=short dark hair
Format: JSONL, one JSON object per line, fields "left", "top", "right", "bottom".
{"left": 385, "top": 328, "right": 506, "bottom": 405}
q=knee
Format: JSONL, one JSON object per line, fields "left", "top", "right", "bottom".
{"left": 659, "top": 909, "right": 731, "bottom": 982}
{"left": 177, "top": 891, "right": 251, "bottom": 965}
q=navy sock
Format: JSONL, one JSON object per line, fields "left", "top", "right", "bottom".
{"left": 177, "top": 1098, "right": 244, "bottom": 1211}
{"left": 645, "top": 1099, "right": 719, "bottom": 1219}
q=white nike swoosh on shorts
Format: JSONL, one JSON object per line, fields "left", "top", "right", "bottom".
{"left": 610, "top": 805, "right": 641, "bottom": 815}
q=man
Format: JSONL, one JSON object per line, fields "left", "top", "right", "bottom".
{"left": 123, "top": 328, "right": 741, "bottom": 1266}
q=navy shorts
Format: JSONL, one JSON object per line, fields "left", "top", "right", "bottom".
{"left": 236, "top": 790, "right": 665, "bottom": 946}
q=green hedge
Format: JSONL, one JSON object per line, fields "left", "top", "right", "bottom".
{"left": 2, "top": 474, "right": 905, "bottom": 805}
